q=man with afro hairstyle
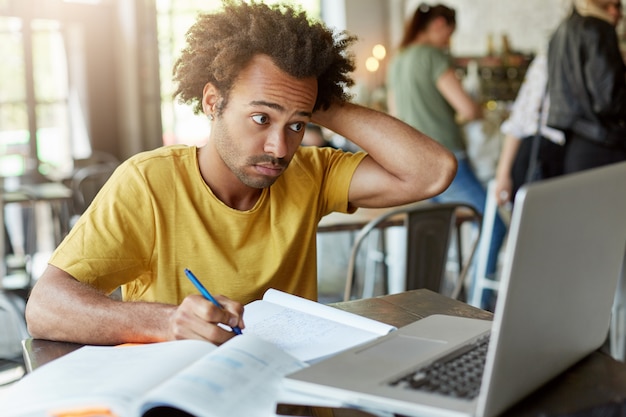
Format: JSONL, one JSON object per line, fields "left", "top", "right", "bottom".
{"left": 26, "top": 1, "right": 456, "bottom": 346}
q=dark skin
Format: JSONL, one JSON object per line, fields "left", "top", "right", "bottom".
{"left": 26, "top": 55, "right": 456, "bottom": 346}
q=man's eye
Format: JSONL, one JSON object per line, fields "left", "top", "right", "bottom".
{"left": 252, "top": 114, "right": 269, "bottom": 125}
{"left": 289, "top": 122, "right": 305, "bottom": 132}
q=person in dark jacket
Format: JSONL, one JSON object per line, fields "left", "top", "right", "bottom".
{"left": 547, "top": 0, "right": 626, "bottom": 174}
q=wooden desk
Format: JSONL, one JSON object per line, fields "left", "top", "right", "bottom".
{"left": 22, "top": 290, "right": 626, "bottom": 417}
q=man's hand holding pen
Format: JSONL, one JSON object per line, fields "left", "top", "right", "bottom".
{"left": 169, "top": 292, "right": 245, "bottom": 345}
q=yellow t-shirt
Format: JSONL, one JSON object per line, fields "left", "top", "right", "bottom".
{"left": 50, "top": 145, "right": 366, "bottom": 305}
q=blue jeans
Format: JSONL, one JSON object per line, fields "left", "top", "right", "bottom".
{"left": 431, "top": 157, "right": 506, "bottom": 309}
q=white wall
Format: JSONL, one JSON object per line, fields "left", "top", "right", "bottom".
{"left": 337, "top": 0, "right": 574, "bottom": 77}
{"left": 328, "top": 0, "right": 574, "bottom": 105}
{"left": 403, "top": 0, "right": 573, "bottom": 56}
{"left": 323, "top": 0, "right": 391, "bottom": 88}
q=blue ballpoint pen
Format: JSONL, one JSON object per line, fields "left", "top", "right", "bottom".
{"left": 184, "top": 268, "right": 243, "bottom": 335}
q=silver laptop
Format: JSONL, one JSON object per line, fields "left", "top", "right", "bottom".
{"left": 285, "top": 161, "right": 626, "bottom": 417}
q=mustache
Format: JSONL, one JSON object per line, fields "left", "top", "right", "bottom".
{"left": 248, "top": 155, "right": 288, "bottom": 169}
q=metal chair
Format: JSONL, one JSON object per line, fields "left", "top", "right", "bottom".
{"left": 343, "top": 202, "right": 482, "bottom": 301}
{"left": 610, "top": 248, "right": 626, "bottom": 361}
{"left": 69, "top": 162, "right": 119, "bottom": 224}
{"left": 469, "top": 179, "right": 503, "bottom": 308}
{"left": 0, "top": 289, "right": 29, "bottom": 385}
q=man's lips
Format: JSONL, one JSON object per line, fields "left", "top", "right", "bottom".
{"left": 254, "top": 163, "right": 284, "bottom": 176}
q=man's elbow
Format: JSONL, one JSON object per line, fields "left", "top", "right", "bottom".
{"left": 26, "top": 296, "right": 72, "bottom": 342}
{"left": 25, "top": 296, "right": 48, "bottom": 339}
{"left": 400, "top": 150, "right": 457, "bottom": 204}
{"left": 24, "top": 274, "right": 64, "bottom": 340}
{"left": 431, "top": 150, "right": 458, "bottom": 196}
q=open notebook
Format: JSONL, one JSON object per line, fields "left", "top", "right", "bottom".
{"left": 285, "top": 161, "right": 626, "bottom": 417}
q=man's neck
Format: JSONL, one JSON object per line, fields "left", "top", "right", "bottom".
{"left": 197, "top": 146, "right": 263, "bottom": 211}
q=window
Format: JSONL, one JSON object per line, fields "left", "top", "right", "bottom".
{"left": 0, "top": 2, "right": 88, "bottom": 180}
{"left": 0, "top": 16, "right": 73, "bottom": 179}
{"left": 31, "top": 18, "right": 73, "bottom": 178}
{"left": 0, "top": 16, "right": 29, "bottom": 177}
{"left": 156, "top": 0, "right": 223, "bottom": 147}
{"left": 156, "top": 0, "right": 321, "bottom": 147}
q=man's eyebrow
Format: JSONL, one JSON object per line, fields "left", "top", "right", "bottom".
{"left": 249, "top": 100, "right": 312, "bottom": 118}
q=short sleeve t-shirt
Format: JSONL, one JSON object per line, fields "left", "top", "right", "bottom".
{"left": 50, "top": 145, "right": 366, "bottom": 305}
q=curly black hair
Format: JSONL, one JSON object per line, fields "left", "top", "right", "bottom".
{"left": 172, "top": 0, "right": 357, "bottom": 115}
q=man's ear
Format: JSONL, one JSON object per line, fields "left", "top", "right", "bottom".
{"left": 202, "top": 82, "right": 220, "bottom": 116}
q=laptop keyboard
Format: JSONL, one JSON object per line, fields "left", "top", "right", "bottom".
{"left": 388, "top": 335, "right": 490, "bottom": 400}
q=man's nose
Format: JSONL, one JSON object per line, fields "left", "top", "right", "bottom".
{"left": 264, "top": 128, "right": 288, "bottom": 159}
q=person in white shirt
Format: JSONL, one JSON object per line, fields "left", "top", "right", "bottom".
{"left": 494, "top": 54, "right": 565, "bottom": 207}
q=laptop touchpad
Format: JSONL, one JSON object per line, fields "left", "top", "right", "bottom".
{"left": 356, "top": 335, "right": 446, "bottom": 361}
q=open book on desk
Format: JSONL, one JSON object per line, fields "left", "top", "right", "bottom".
{"left": 242, "top": 289, "right": 397, "bottom": 362}
{"left": 1, "top": 335, "right": 307, "bottom": 417}
{"left": 2, "top": 290, "right": 396, "bottom": 417}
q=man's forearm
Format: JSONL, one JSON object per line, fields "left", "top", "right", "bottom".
{"left": 26, "top": 267, "right": 175, "bottom": 345}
